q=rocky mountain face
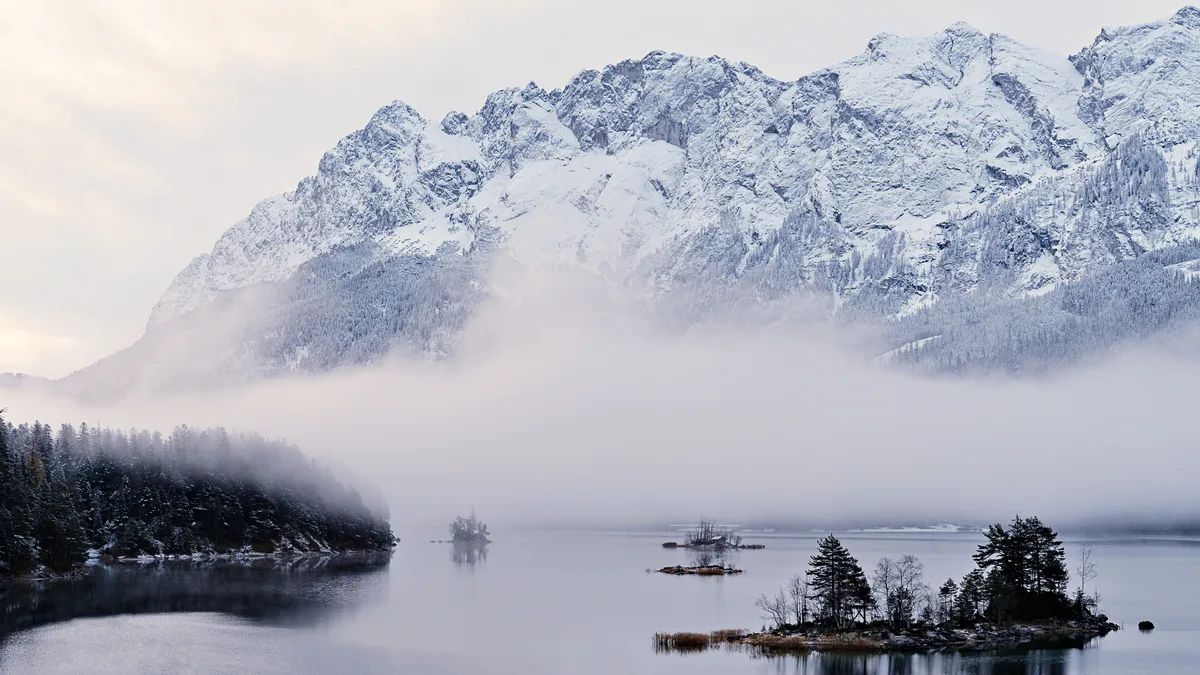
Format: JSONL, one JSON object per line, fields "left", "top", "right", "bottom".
{"left": 62, "top": 8, "right": 1200, "bottom": 391}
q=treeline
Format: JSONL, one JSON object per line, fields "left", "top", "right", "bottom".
{"left": 0, "top": 414, "right": 395, "bottom": 576}
{"left": 758, "top": 516, "right": 1095, "bottom": 631}
{"left": 884, "top": 244, "right": 1200, "bottom": 374}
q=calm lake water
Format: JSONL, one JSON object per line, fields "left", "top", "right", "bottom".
{"left": 0, "top": 531, "right": 1196, "bottom": 674}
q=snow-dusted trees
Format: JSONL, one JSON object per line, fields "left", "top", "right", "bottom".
{"left": 887, "top": 242, "right": 1200, "bottom": 373}
{"left": 0, "top": 415, "right": 395, "bottom": 574}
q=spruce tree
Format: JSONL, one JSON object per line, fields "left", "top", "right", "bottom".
{"left": 973, "top": 515, "right": 1071, "bottom": 621}
{"left": 808, "top": 535, "right": 870, "bottom": 629}
{"left": 955, "top": 568, "right": 986, "bottom": 623}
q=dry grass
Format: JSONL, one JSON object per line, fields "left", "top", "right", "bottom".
{"left": 710, "top": 628, "right": 747, "bottom": 642}
{"left": 654, "top": 632, "right": 712, "bottom": 652}
{"left": 744, "top": 634, "right": 813, "bottom": 651}
{"left": 816, "top": 633, "right": 884, "bottom": 652}
{"left": 695, "top": 566, "right": 727, "bottom": 576}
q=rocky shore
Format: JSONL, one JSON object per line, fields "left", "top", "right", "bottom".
{"left": 656, "top": 565, "right": 744, "bottom": 576}
{"left": 659, "top": 615, "right": 1120, "bottom": 654}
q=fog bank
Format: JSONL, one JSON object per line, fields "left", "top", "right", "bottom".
{"left": 4, "top": 268, "right": 1197, "bottom": 533}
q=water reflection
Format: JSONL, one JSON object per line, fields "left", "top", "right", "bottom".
{"left": 451, "top": 542, "right": 489, "bottom": 566}
{"left": 723, "top": 643, "right": 1087, "bottom": 675}
{"left": 689, "top": 547, "right": 730, "bottom": 568}
{"left": 0, "top": 553, "right": 392, "bottom": 643}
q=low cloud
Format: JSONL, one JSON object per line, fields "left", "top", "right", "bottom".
{"left": 4, "top": 266, "right": 1198, "bottom": 534}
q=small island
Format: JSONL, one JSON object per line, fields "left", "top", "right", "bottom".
{"left": 661, "top": 519, "right": 765, "bottom": 550}
{"left": 657, "top": 564, "right": 743, "bottom": 576}
{"left": 656, "top": 516, "right": 1118, "bottom": 654}
{"left": 656, "top": 520, "right": 756, "bottom": 576}
{"left": 449, "top": 510, "right": 491, "bottom": 544}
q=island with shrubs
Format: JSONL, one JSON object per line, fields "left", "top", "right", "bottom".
{"left": 655, "top": 520, "right": 762, "bottom": 576}
{"left": 661, "top": 519, "right": 765, "bottom": 550}
{"left": 429, "top": 510, "right": 492, "bottom": 545}
{"left": 656, "top": 516, "right": 1118, "bottom": 654}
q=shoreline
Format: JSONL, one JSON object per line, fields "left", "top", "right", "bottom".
{"left": 657, "top": 616, "right": 1120, "bottom": 654}
{"left": 1, "top": 549, "right": 396, "bottom": 587}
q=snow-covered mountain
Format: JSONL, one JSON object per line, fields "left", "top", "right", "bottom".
{"left": 62, "top": 8, "right": 1200, "bottom": 391}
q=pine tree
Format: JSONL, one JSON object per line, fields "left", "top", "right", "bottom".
{"left": 973, "top": 515, "right": 1072, "bottom": 621}
{"left": 937, "top": 578, "right": 958, "bottom": 624}
{"left": 808, "top": 535, "right": 870, "bottom": 629}
{"left": 955, "top": 568, "right": 986, "bottom": 624}
{"left": 0, "top": 414, "right": 17, "bottom": 573}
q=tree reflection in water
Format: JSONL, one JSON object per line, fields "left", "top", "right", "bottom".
{"left": 451, "top": 542, "right": 488, "bottom": 567}
{"left": 0, "top": 553, "right": 392, "bottom": 644}
{"left": 728, "top": 642, "right": 1080, "bottom": 675}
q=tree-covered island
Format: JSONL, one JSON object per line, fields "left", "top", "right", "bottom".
{"left": 656, "top": 516, "right": 1118, "bottom": 654}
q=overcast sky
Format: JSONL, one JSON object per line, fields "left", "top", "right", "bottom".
{"left": 1, "top": 0, "right": 1191, "bottom": 378}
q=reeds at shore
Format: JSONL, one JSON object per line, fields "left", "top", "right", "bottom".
{"left": 656, "top": 629, "right": 883, "bottom": 654}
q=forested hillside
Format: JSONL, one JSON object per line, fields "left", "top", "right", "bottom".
{"left": 0, "top": 415, "right": 394, "bottom": 576}
{"left": 884, "top": 244, "right": 1200, "bottom": 373}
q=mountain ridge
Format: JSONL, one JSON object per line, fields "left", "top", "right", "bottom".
{"left": 50, "top": 7, "right": 1200, "bottom": 392}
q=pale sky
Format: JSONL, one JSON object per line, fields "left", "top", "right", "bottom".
{"left": 1, "top": 0, "right": 1191, "bottom": 378}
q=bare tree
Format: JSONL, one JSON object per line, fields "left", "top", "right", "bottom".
{"left": 685, "top": 518, "right": 737, "bottom": 549}
{"left": 756, "top": 589, "right": 790, "bottom": 628}
{"left": 1075, "top": 544, "right": 1098, "bottom": 616}
{"left": 787, "top": 574, "right": 812, "bottom": 625}
{"left": 1076, "top": 544, "right": 1097, "bottom": 596}
{"left": 874, "top": 554, "right": 926, "bottom": 628}
{"left": 873, "top": 558, "right": 898, "bottom": 624}
{"left": 896, "top": 555, "right": 926, "bottom": 595}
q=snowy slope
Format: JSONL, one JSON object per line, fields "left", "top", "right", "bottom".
{"left": 75, "top": 8, "right": 1200, "bottom": 388}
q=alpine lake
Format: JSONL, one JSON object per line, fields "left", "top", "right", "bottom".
{"left": 1, "top": 530, "right": 1195, "bottom": 675}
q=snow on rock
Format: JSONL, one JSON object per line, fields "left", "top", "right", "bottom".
{"left": 113, "top": 7, "right": 1200, "bottom": 383}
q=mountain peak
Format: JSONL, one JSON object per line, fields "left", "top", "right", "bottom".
{"left": 112, "top": 8, "right": 1200, "bottom": 390}
{"left": 365, "top": 100, "right": 425, "bottom": 135}
{"left": 1174, "top": 5, "right": 1200, "bottom": 26}
{"left": 944, "top": 20, "right": 985, "bottom": 37}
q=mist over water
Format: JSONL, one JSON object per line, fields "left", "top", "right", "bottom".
{"left": 4, "top": 266, "right": 1199, "bottom": 532}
